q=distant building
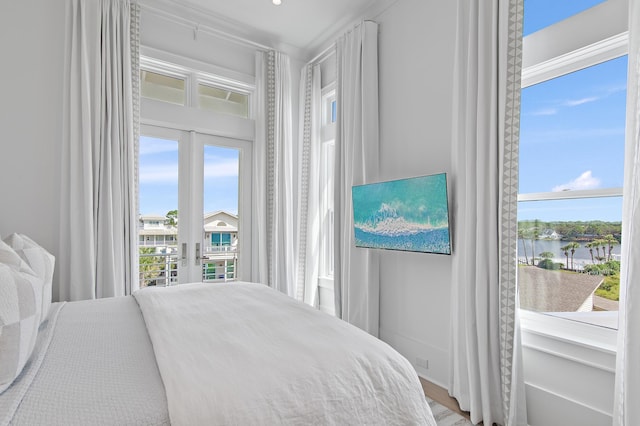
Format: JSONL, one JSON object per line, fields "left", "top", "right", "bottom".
{"left": 539, "top": 229, "right": 562, "bottom": 240}
{"left": 138, "top": 211, "right": 238, "bottom": 285}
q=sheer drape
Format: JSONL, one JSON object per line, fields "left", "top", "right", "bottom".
{"left": 254, "top": 50, "right": 296, "bottom": 297}
{"left": 613, "top": 0, "right": 640, "bottom": 424}
{"left": 334, "top": 21, "right": 380, "bottom": 336}
{"left": 449, "top": 1, "right": 527, "bottom": 425}
{"left": 59, "top": 0, "right": 139, "bottom": 301}
{"left": 296, "top": 64, "right": 322, "bottom": 305}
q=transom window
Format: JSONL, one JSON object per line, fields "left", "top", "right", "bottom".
{"left": 140, "top": 57, "right": 252, "bottom": 119}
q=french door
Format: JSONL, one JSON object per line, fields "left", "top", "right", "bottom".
{"left": 138, "top": 124, "right": 252, "bottom": 287}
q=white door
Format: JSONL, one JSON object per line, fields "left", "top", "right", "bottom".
{"left": 138, "top": 125, "right": 252, "bottom": 287}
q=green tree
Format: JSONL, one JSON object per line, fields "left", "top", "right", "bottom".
{"left": 166, "top": 209, "right": 178, "bottom": 226}
{"left": 518, "top": 227, "right": 530, "bottom": 265}
{"left": 603, "top": 234, "right": 618, "bottom": 261}
{"left": 139, "top": 247, "right": 163, "bottom": 287}
{"left": 585, "top": 241, "right": 595, "bottom": 264}
{"left": 539, "top": 251, "right": 554, "bottom": 260}
{"left": 560, "top": 244, "right": 571, "bottom": 270}
{"left": 531, "top": 220, "right": 541, "bottom": 265}
{"left": 568, "top": 242, "right": 580, "bottom": 271}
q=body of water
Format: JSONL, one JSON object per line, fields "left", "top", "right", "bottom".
{"left": 518, "top": 238, "right": 621, "bottom": 269}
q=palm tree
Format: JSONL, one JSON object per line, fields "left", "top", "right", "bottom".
{"left": 518, "top": 227, "right": 529, "bottom": 265}
{"left": 593, "top": 239, "right": 603, "bottom": 263}
{"left": 560, "top": 244, "right": 571, "bottom": 270}
{"left": 531, "top": 220, "right": 541, "bottom": 266}
{"left": 585, "top": 241, "right": 595, "bottom": 264}
{"left": 604, "top": 234, "right": 618, "bottom": 261}
{"left": 568, "top": 242, "right": 580, "bottom": 271}
{"left": 540, "top": 251, "right": 554, "bottom": 260}
{"left": 600, "top": 239, "right": 607, "bottom": 262}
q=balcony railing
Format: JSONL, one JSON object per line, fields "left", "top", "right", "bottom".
{"left": 139, "top": 250, "right": 178, "bottom": 287}
{"left": 203, "top": 245, "right": 237, "bottom": 254}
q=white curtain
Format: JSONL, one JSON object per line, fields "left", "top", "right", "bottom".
{"left": 59, "top": 0, "right": 139, "bottom": 301}
{"left": 296, "top": 64, "right": 322, "bottom": 305}
{"left": 334, "top": 21, "right": 380, "bottom": 336}
{"left": 614, "top": 0, "right": 640, "bottom": 424}
{"left": 449, "top": 1, "right": 527, "bottom": 425}
{"left": 254, "top": 50, "right": 296, "bottom": 298}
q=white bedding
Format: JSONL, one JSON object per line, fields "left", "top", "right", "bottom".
{"left": 134, "top": 282, "right": 435, "bottom": 426}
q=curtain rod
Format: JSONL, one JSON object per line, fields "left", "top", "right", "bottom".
{"left": 138, "top": 2, "right": 272, "bottom": 52}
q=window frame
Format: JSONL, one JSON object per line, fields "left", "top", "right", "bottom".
{"left": 518, "top": 0, "right": 628, "bottom": 349}
{"left": 318, "top": 83, "right": 336, "bottom": 286}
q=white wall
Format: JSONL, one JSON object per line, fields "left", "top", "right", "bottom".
{"left": 374, "top": 0, "right": 457, "bottom": 387}
{"left": 0, "top": 2, "right": 65, "bottom": 272}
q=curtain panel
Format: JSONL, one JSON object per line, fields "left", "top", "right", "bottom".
{"left": 334, "top": 21, "right": 380, "bottom": 336}
{"left": 254, "top": 50, "right": 296, "bottom": 298}
{"left": 614, "top": 0, "right": 640, "bottom": 424}
{"left": 59, "top": 0, "right": 139, "bottom": 301}
{"left": 296, "top": 63, "right": 322, "bottom": 306}
{"left": 449, "top": 1, "right": 527, "bottom": 425}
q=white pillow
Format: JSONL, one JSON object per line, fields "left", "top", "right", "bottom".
{"left": 0, "top": 241, "right": 44, "bottom": 394}
{"left": 3, "top": 234, "right": 54, "bottom": 323}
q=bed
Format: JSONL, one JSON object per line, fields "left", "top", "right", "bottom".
{"left": 0, "top": 235, "right": 436, "bottom": 425}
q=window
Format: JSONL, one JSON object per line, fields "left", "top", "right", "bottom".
{"left": 198, "top": 83, "right": 249, "bottom": 118}
{"left": 320, "top": 85, "right": 336, "bottom": 279}
{"left": 141, "top": 70, "right": 186, "bottom": 105}
{"left": 140, "top": 57, "right": 252, "bottom": 119}
{"left": 519, "top": 0, "right": 627, "bottom": 330}
{"left": 211, "top": 233, "right": 232, "bottom": 247}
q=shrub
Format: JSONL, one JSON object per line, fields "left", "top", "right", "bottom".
{"left": 537, "top": 259, "right": 561, "bottom": 270}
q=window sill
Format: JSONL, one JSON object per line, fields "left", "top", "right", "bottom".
{"left": 520, "top": 309, "right": 617, "bottom": 357}
{"left": 318, "top": 276, "right": 334, "bottom": 290}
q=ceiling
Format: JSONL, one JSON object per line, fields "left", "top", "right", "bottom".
{"left": 150, "top": 0, "right": 387, "bottom": 56}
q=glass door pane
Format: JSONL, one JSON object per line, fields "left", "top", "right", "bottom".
{"left": 201, "top": 144, "right": 240, "bottom": 282}
{"left": 138, "top": 134, "right": 179, "bottom": 287}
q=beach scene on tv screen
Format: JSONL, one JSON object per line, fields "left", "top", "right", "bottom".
{"left": 352, "top": 173, "right": 451, "bottom": 254}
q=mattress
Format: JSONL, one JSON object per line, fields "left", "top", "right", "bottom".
{"left": 1, "top": 297, "right": 170, "bottom": 426}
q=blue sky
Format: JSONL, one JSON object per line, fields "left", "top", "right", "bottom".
{"left": 139, "top": 137, "right": 239, "bottom": 217}
{"left": 518, "top": 0, "right": 626, "bottom": 222}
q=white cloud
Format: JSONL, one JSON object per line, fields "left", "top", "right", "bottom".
{"left": 552, "top": 170, "right": 601, "bottom": 192}
{"left": 564, "top": 96, "right": 599, "bottom": 107}
{"left": 531, "top": 108, "right": 558, "bottom": 116}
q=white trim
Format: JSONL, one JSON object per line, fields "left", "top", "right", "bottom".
{"left": 522, "top": 32, "right": 628, "bottom": 88}
{"left": 520, "top": 309, "right": 617, "bottom": 354}
{"left": 518, "top": 187, "right": 623, "bottom": 202}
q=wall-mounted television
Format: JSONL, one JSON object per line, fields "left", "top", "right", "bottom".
{"left": 351, "top": 173, "right": 451, "bottom": 255}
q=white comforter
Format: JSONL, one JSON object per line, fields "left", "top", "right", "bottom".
{"left": 134, "top": 282, "right": 435, "bottom": 426}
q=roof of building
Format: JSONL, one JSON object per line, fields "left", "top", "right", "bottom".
{"left": 518, "top": 266, "right": 603, "bottom": 312}
{"left": 139, "top": 215, "right": 167, "bottom": 221}
{"left": 139, "top": 228, "right": 178, "bottom": 236}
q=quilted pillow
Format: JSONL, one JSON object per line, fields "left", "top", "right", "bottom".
{"left": 0, "top": 241, "right": 44, "bottom": 394}
{"left": 3, "top": 234, "right": 55, "bottom": 324}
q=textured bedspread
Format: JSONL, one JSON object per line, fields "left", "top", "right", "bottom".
{"left": 134, "top": 282, "right": 436, "bottom": 426}
{"left": 2, "top": 297, "right": 170, "bottom": 426}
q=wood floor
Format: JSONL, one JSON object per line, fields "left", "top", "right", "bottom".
{"left": 420, "top": 377, "right": 473, "bottom": 422}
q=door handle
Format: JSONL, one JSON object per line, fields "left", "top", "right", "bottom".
{"left": 195, "top": 242, "right": 201, "bottom": 266}
{"left": 181, "top": 242, "right": 188, "bottom": 266}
